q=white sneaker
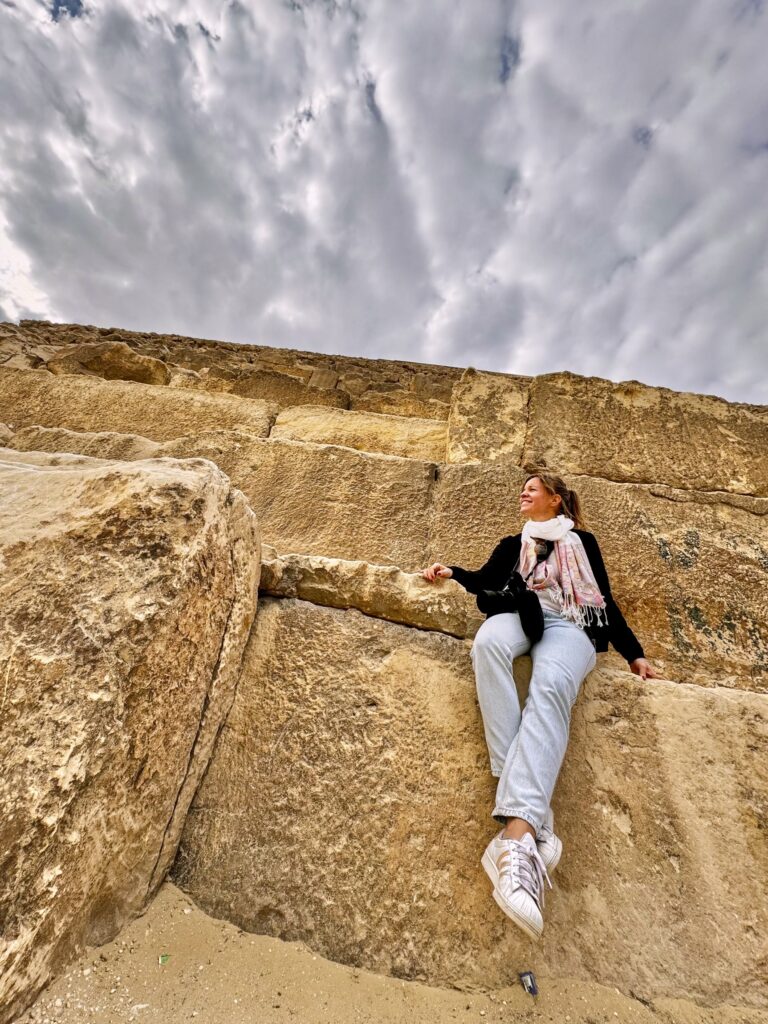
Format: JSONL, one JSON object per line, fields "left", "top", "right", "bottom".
{"left": 481, "top": 832, "right": 551, "bottom": 940}
{"left": 536, "top": 808, "right": 562, "bottom": 873}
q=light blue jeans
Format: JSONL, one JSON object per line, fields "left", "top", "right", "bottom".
{"left": 470, "top": 609, "right": 597, "bottom": 831}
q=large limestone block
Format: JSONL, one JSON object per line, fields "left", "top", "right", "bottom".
{"left": 272, "top": 405, "right": 447, "bottom": 461}
{"left": 351, "top": 390, "right": 449, "bottom": 420}
{"left": 446, "top": 368, "right": 531, "bottom": 462}
{"left": 229, "top": 368, "right": 350, "bottom": 409}
{"left": 8, "top": 425, "right": 160, "bottom": 461}
{"left": 260, "top": 549, "right": 480, "bottom": 637}
{"left": 0, "top": 366, "right": 275, "bottom": 442}
{"left": 0, "top": 451, "right": 260, "bottom": 1024}
{"left": 523, "top": 372, "right": 768, "bottom": 497}
{"left": 429, "top": 457, "right": 768, "bottom": 690}
{"left": 46, "top": 341, "right": 171, "bottom": 386}
{"left": 161, "top": 434, "right": 435, "bottom": 568}
{"left": 6, "top": 425, "right": 435, "bottom": 568}
{"left": 174, "top": 598, "right": 768, "bottom": 1006}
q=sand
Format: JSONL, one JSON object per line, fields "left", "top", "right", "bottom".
{"left": 15, "top": 884, "right": 766, "bottom": 1024}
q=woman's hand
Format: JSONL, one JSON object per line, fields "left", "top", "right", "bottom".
{"left": 629, "top": 658, "right": 659, "bottom": 680}
{"left": 422, "top": 563, "right": 453, "bottom": 582}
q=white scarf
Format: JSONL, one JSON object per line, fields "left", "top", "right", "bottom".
{"left": 521, "top": 514, "right": 574, "bottom": 545}
{"left": 519, "top": 516, "right": 607, "bottom": 628}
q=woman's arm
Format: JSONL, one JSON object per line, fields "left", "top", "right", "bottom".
{"left": 446, "top": 536, "right": 518, "bottom": 595}
{"left": 579, "top": 532, "right": 647, "bottom": 666}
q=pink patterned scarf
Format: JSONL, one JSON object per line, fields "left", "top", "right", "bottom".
{"left": 519, "top": 516, "right": 607, "bottom": 628}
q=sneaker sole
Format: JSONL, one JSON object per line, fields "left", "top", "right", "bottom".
{"left": 481, "top": 850, "right": 543, "bottom": 941}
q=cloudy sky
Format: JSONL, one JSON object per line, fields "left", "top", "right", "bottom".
{"left": 1, "top": 0, "right": 767, "bottom": 403}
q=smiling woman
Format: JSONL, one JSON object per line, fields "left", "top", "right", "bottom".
{"left": 421, "top": 470, "right": 657, "bottom": 940}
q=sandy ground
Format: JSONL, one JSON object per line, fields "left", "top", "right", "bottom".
{"left": 15, "top": 884, "right": 766, "bottom": 1024}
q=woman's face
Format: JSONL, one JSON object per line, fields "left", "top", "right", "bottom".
{"left": 520, "top": 477, "right": 561, "bottom": 520}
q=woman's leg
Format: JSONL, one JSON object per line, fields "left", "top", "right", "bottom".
{"left": 493, "top": 617, "right": 596, "bottom": 833}
{"left": 470, "top": 612, "right": 531, "bottom": 777}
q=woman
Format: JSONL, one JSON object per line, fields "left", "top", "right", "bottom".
{"left": 422, "top": 471, "right": 657, "bottom": 940}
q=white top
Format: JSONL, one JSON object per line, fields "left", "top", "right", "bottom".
{"left": 528, "top": 549, "right": 563, "bottom": 616}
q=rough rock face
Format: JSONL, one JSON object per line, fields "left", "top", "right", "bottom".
{"left": 351, "top": 388, "right": 448, "bottom": 420}
{"left": 1, "top": 320, "right": 767, "bottom": 1017}
{"left": 259, "top": 547, "right": 480, "bottom": 638}
{"left": 448, "top": 367, "right": 768, "bottom": 496}
{"left": 0, "top": 366, "right": 275, "bottom": 442}
{"left": 5, "top": 424, "right": 437, "bottom": 568}
{"left": 447, "top": 368, "right": 530, "bottom": 463}
{"left": 46, "top": 341, "right": 172, "bottom": 386}
{"left": 271, "top": 405, "right": 448, "bottom": 460}
{"left": 524, "top": 372, "right": 768, "bottom": 497}
{"left": 175, "top": 597, "right": 768, "bottom": 1007}
{"left": 0, "top": 450, "right": 260, "bottom": 1024}
{"left": 5, "top": 319, "right": 461, "bottom": 415}
{"left": 7, "top": 422, "right": 768, "bottom": 689}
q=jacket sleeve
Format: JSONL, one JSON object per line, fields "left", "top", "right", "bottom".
{"left": 581, "top": 532, "right": 645, "bottom": 664}
{"left": 447, "top": 536, "right": 517, "bottom": 595}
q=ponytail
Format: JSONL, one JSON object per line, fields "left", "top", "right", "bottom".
{"left": 524, "top": 471, "right": 586, "bottom": 530}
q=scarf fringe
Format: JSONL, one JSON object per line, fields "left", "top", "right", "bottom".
{"left": 557, "top": 596, "right": 609, "bottom": 630}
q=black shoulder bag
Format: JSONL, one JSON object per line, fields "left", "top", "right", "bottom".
{"left": 475, "top": 540, "right": 554, "bottom": 644}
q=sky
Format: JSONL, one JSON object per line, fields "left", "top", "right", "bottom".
{"left": 1, "top": 0, "right": 767, "bottom": 404}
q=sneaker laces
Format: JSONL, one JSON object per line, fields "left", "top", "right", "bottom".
{"left": 504, "top": 838, "right": 552, "bottom": 909}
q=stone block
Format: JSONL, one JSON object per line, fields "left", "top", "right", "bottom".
{"left": 523, "top": 372, "right": 768, "bottom": 497}
{"left": 174, "top": 598, "right": 768, "bottom": 1006}
{"left": 230, "top": 369, "right": 350, "bottom": 409}
{"left": 260, "top": 551, "right": 479, "bottom": 637}
{"left": 352, "top": 390, "right": 449, "bottom": 421}
{"left": 308, "top": 368, "right": 340, "bottom": 390}
{"left": 446, "top": 368, "right": 531, "bottom": 462}
{"left": 271, "top": 405, "right": 447, "bottom": 461}
{"left": 6, "top": 425, "right": 436, "bottom": 569}
{"left": 0, "top": 450, "right": 259, "bottom": 1024}
{"left": 0, "top": 366, "right": 275, "bottom": 442}
{"left": 46, "top": 341, "right": 171, "bottom": 386}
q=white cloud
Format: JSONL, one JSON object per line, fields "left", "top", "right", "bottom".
{"left": 0, "top": 0, "right": 766, "bottom": 402}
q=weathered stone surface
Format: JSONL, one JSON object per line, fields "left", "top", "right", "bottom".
{"left": 428, "top": 458, "right": 768, "bottom": 690}
{"left": 229, "top": 369, "right": 350, "bottom": 409}
{"left": 7, "top": 425, "right": 436, "bottom": 567}
{"left": 272, "top": 405, "right": 447, "bottom": 461}
{"left": 260, "top": 550, "right": 479, "bottom": 637}
{"left": 46, "top": 341, "right": 172, "bottom": 386}
{"left": 351, "top": 389, "right": 449, "bottom": 420}
{"left": 0, "top": 366, "right": 275, "bottom": 442}
{"left": 446, "top": 368, "right": 531, "bottom": 462}
{"left": 0, "top": 328, "right": 58, "bottom": 370}
{"left": 409, "top": 372, "right": 454, "bottom": 403}
{"left": 175, "top": 597, "right": 768, "bottom": 1007}
{"left": 7, "top": 426, "right": 159, "bottom": 462}
{"left": 523, "top": 372, "right": 768, "bottom": 497}
{"left": 308, "top": 367, "right": 339, "bottom": 389}
{"left": 0, "top": 423, "right": 11, "bottom": 444}
{"left": 0, "top": 450, "right": 260, "bottom": 1024}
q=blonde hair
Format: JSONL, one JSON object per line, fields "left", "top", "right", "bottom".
{"left": 524, "top": 470, "right": 586, "bottom": 530}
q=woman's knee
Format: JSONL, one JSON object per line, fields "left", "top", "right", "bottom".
{"left": 530, "top": 663, "right": 581, "bottom": 709}
{"left": 471, "top": 615, "right": 529, "bottom": 661}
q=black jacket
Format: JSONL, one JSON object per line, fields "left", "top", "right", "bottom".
{"left": 449, "top": 530, "right": 644, "bottom": 664}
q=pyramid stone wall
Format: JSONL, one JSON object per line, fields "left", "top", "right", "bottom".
{"left": 1, "top": 319, "right": 766, "bottom": 1010}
